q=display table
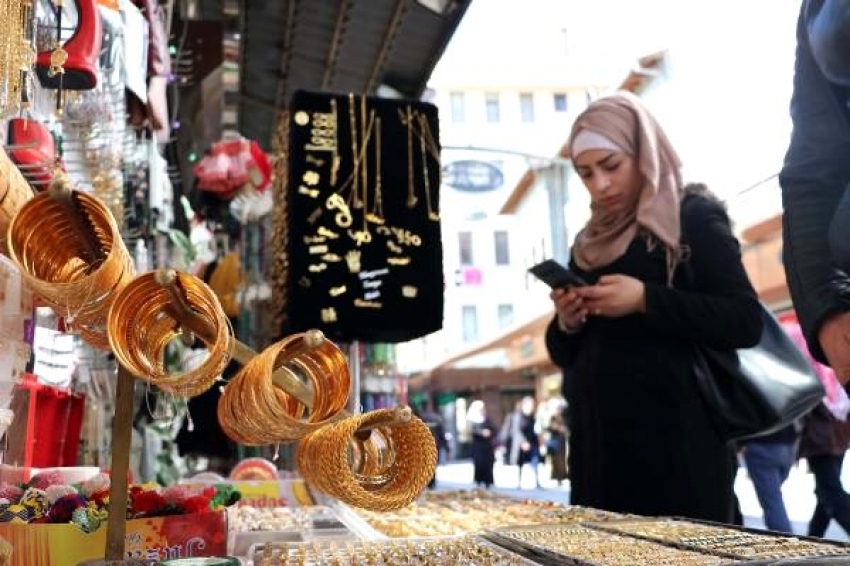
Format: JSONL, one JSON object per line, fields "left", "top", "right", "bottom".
{"left": 230, "top": 489, "right": 850, "bottom": 566}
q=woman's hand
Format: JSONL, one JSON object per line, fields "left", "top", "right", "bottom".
{"left": 575, "top": 274, "right": 646, "bottom": 318}
{"left": 550, "top": 287, "right": 588, "bottom": 333}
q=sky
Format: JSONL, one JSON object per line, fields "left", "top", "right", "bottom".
{"left": 430, "top": 0, "right": 802, "bottom": 226}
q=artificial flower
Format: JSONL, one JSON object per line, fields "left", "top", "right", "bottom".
{"left": 79, "top": 473, "right": 110, "bottom": 497}
{"left": 46, "top": 494, "right": 86, "bottom": 523}
{"left": 45, "top": 484, "right": 78, "bottom": 504}
{"left": 28, "top": 470, "right": 64, "bottom": 490}
{"left": 130, "top": 488, "right": 168, "bottom": 517}
{"left": 0, "top": 484, "right": 22, "bottom": 505}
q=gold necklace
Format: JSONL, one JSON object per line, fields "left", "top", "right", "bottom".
{"left": 417, "top": 113, "right": 440, "bottom": 221}
{"left": 366, "top": 116, "right": 384, "bottom": 225}
{"left": 399, "top": 106, "right": 417, "bottom": 208}
{"left": 348, "top": 93, "right": 363, "bottom": 209}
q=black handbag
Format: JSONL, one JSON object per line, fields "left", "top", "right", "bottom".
{"left": 692, "top": 305, "right": 824, "bottom": 442}
{"left": 681, "top": 192, "right": 824, "bottom": 442}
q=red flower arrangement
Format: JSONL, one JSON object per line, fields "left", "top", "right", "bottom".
{"left": 129, "top": 487, "right": 169, "bottom": 517}
{"left": 45, "top": 494, "right": 87, "bottom": 523}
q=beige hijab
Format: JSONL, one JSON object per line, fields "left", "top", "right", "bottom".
{"left": 569, "top": 91, "right": 684, "bottom": 283}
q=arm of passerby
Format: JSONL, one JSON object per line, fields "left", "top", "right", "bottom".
{"left": 640, "top": 195, "right": 762, "bottom": 350}
{"left": 780, "top": 0, "right": 850, "bottom": 373}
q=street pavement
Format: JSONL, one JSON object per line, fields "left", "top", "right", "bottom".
{"left": 433, "top": 458, "right": 850, "bottom": 542}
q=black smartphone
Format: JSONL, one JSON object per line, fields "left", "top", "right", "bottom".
{"left": 528, "top": 259, "right": 589, "bottom": 289}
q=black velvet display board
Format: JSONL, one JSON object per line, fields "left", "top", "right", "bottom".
{"left": 284, "top": 90, "right": 444, "bottom": 343}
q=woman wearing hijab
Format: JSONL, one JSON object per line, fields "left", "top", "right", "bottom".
{"left": 545, "top": 91, "right": 762, "bottom": 522}
{"left": 467, "top": 400, "right": 497, "bottom": 489}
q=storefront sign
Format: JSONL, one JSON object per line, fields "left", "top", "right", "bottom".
{"left": 442, "top": 160, "right": 504, "bottom": 192}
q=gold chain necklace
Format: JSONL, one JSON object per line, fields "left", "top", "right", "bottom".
{"left": 367, "top": 116, "right": 384, "bottom": 225}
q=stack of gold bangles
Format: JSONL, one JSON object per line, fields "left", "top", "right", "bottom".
{"left": 217, "top": 332, "right": 351, "bottom": 443}
{"left": 107, "top": 270, "right": 231, "bottom": 397}
{"left": 296, "top": 408, "right": 438, "bottom": 511}
{"left": 7, "top": 181, "right": 134, "bottom": 349}
{"left": 0, "top": 147, "right": 34, "bottom": 254}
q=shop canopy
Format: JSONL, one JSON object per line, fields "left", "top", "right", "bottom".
{"left": 409, "top": 312, "right": 558, "bottom": 393}
{"left": 236, "top": 0, "right": 471, "bottom": 149}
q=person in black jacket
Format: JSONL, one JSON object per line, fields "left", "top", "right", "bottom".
{"left": 546, "top": 92, "right": 762, "bottom": 522}
{"left": 780, "top": 0, "right": 850, "bottom": 381}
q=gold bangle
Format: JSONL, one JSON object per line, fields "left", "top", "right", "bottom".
{"left": 297, "top": 408, "right": 437, "bottom": 511}
{"left": 8, "top": 188, "right": 134, "bottom": 349}
{"left": 107, "top": 271, "right": 231, "bottom": 397}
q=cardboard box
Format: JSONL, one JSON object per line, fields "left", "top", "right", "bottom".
{"left": 0, "top": 511, "right": 226, "bottom": 566}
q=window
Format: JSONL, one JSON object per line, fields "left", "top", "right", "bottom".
{"left": 494, "top": 230, "right": 510, "bottom": 265}
{"left": 485, "top": 92, "right": 500, "bottom": 122}
{"left": 459, "top": 231, "right": 473, "bottom": 266}
{"left": 450, "top": 92, "right": 465, "bottom": 123}
{"left": 520, "top": 93, "right": 535, "bottom": 122}
{"left": 462, "top": 305, "right": 479, "bottom": 342}
{"left": 554, "top": 93, "right": 568, "bottom": 112}
{"left": 498, "top": 304, "right": 514, "bottom": 329}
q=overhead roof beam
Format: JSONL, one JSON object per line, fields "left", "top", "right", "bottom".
{"left": 322, "top": 0, "right": 352, "bottom": 90}
{"left": 367, "top": 0, "right": 412, "bottom": 93}
{"left": 274, "top": 0, "right": 300, "bottom": 112}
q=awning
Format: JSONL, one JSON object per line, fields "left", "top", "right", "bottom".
{"left": 432, "top": 311, "right": 554, "bottom": 371}
{"left": 238, "top": 0, "right": 472, "bottom": 150}
{"left": 411, "top": 311, "right": 558, "bottom": 393}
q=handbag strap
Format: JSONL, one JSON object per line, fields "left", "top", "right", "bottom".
{"left": 676, "top": 190, "right": 701, "bottom": 289}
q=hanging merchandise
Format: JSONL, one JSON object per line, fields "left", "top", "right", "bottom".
{"left": 35, "top": 0, "right": 103, "bottom": 91}
{"left": 284, "top": 90, "right": 444, "bottom": 343}
{"left": 120, "top": 0, "right": 149, "bottom": 105}
{"left": 5, "top": 118, "right": 63, "bottom": 189}
{"left": 0, "top": 0, "right": 32, "bottom": 118}
{"left": 193, "top": 138, "right": 271, "bottom": 200}
{"left": 32, "top": 325, "right": 76, "bottom": 389}
{"left": 0, "top": 151, "right": 33, "bottom": 257}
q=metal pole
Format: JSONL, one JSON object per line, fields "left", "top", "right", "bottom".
{"left": 546, "top": 163, "right": 571, "bottom": 265}
{"left": 348, "top": 341, "right": 362, "bottom": 414}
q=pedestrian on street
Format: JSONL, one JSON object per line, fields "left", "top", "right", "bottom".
{"left": 742, "top": 424, "right": 800, "bottom": 534}
{"left": 500, "top": 397, "right": 542, "bottom": 489}
{"left": 467, "top": 400, "right": 497, "bottom": 489}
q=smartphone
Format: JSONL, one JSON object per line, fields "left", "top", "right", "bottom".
{"left": 528, "top": 259, "right": 589, "bottom": 289}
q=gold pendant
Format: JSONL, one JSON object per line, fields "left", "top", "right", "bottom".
{"left": 402, "top": 286, "right": 418, "bottom": 298}
{"left": 345, "top": 250, "right": 362, "bottom": 273}
{"left": 49, "top": 47, "right": 68, "bottom": 77}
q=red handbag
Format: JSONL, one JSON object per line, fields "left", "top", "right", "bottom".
{"left": 6, "top": 119, "right": 59, "bottom": 188}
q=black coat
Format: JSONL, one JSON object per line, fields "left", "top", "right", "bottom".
{"left": 779, "top": 0, "right": 850, "bottom": 365}
{"left": 546, "top": 193, "right": 762, "bottom": 522}
{"left": 470, "top": 419, "right": 497, "bottom": 486}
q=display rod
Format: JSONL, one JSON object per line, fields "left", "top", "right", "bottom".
{"left": 104, "top": 367, "right": 136, "bottom": 560}
{"left": 348, "top": 341, "right": 361, "bottom": 414}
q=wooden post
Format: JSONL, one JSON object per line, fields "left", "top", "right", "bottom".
{"left": 103, "top": 366, "right": 136, "bottom": 561}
